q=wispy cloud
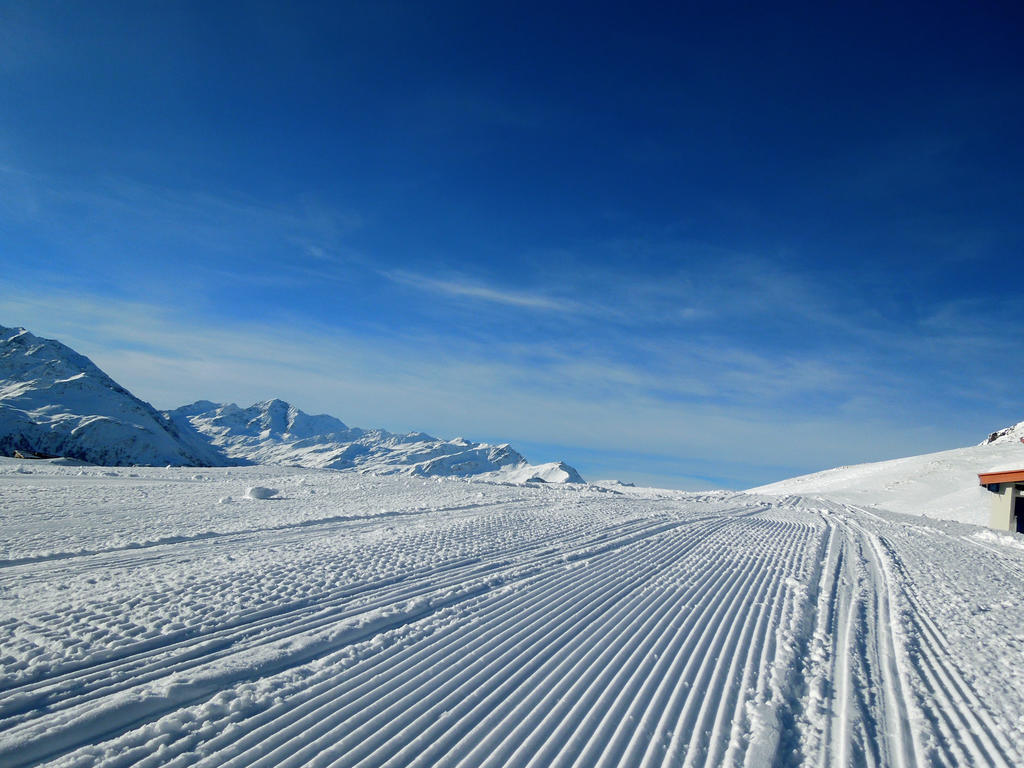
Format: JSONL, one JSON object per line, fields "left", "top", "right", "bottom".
{"left": 0, "top": 164, "right": 364, "bottom": 288}
{"left": 0, "top": 284, "right": 991, "bottom": 489}
{"left": 382, "top": 270, "right": 586, "bottom": 313}
{"left": 2, "top": 165, "right": 1017, "bottom": 487}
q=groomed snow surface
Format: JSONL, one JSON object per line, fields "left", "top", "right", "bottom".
{"left": 2, "top": 460, "right": 1023, "bottom": 767}
{"left": 750, "top": 435, "right": 1024, "bottom": 527}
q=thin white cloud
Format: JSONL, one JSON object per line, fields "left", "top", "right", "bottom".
{"left": 0, "top": 164, "right": 363, "bottom": 282}
{"left": 0, "top": 286, "right": 981, "bottom": 489}
{"left": 382, "top": 270, "right": 584, "bottom": 313}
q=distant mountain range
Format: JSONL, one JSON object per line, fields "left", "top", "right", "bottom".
{"left": 167, "top": 399, "right": 583, "bottom": 482}
{"left": 0, "top": 325, "right": 584, "bottom": 483}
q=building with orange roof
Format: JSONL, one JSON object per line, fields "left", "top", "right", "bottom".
{"left": 978, "top": 468, "right": 1024, "bottom": 532}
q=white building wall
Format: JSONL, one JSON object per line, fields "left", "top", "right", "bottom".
{"left": 989, "top": 483, "right": 1018, "bottom": 531}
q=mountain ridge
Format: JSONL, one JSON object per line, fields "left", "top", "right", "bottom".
{"left": 0, "top": 325, "right": 227, "bottom": 467}
{"left": 165, "top": 399, "right": 585, "bottom": 482}
{"left": 1, "top": 324, "right": 584, "bottom": 482}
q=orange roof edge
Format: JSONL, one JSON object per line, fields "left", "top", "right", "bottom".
{"left": 978, "top": 469, "right": 1024, "bottom": 485}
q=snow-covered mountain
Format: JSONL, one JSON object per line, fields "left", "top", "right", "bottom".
{"left": 488, "top": 460, "right": 586, "bottom": 484}
{"left": 750, "top": 421, "right": 1024, "bottom": 526}
{"left": 0, "top": 324, "right": 583, "bottom": 481}
{"left": 167, "top": 399, "right": 584, "bottom": 482}
{"left": 980, "top": 421, "right": 1024, "bottom": 445}
{"left": 0, "top": 325, "right": 227, "bottom": 467}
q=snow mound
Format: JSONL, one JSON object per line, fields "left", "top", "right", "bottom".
{"left": 489, "top": 461, "right": 586, "bottom": 485}
{"left": 246, "top": 486, "right": 279, "bottom": 500}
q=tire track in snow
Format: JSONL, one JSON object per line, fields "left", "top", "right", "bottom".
{"left": 872, "top": 532, "right": 1016, "bottom": 767}
{"left": 0, "top": 553, "right": 494, "bottom": 718}
{"left": 148, "top": 516, "right": 737, "bottom": 768}
{"left": 680, "top": 517, "right": 814, "bottom": 768}
{"left": 171, "top": 512, "right": 819, "bottom": 768}
{"left": 346, "top": 518, "right": 801, "bottom": 768}
{"left": 452, "top": 524, "right": 756, "bottom": 768}
{"left": 28, "top": 493, "right": 1009, "bottom": 768}
{"left": 0, "top": 509, "right": 725, "bottom": 766}
{"left": 216, "top": 520, "right": 731, "bottom": 768}
{"left": 769, "top": 502, "right": 1021, "bottom": 768}
{"left": 6, "top": 484, "right": 1024, "bottom": 768}
{"left": 0, "top": 498, "right": 524, "bottom": 570}
{"left": 440, "top": 523, "right": 800, "bottom": 768}
{"left": 792, "top": 510, "right": 922, "bottom": 768}
{"left": 0, "top": 502, "right": 670, "bottom": 707}
{"left": 802, "top": 518, "right": 853, "bottom": 767}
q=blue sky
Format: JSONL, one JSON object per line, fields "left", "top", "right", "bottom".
{"left": 2, "top": 1, "right": 1023, "bottom": 488}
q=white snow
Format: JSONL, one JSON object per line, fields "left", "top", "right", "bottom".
{"left": 749, "top": 436, "right": 1024, "bottom": 526}
{"left": 245, "top": 486, "right": 279, "bottom": 500}
{"left": 1, "top": 459, "right": 1022, "bottom": 767}
{"left": 482, "top": 460, "right": 586, "bottom": 485}
{"left": 978, "top": 421, "right": 1024, "bottom": 446}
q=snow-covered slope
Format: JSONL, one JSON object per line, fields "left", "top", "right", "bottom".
{"left": 0, "top": 326, "right": 228, "bottom": 467}
{"left": 750, "top": 424, "right": 1024, "bottom": 525}
{"left": 3, "top": 461, "right": 1023, "bottom": 766}
{"left": 485, "top": 460, "right": 586, "bottom": 484}
{"left": 168, "top": 399, "right": 584, "bottom": 483}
